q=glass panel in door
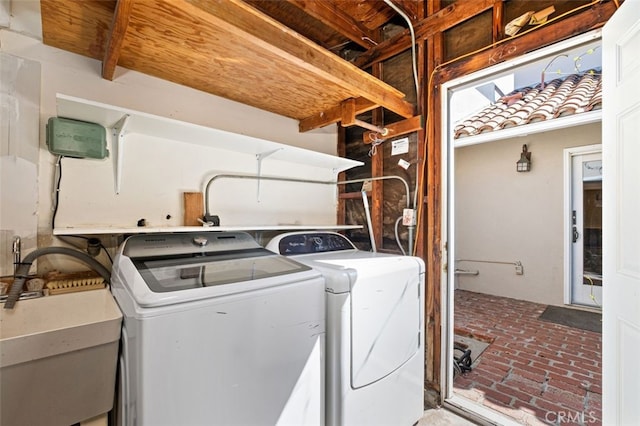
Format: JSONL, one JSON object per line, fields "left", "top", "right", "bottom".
{"left": 571, "top": 154, "right": 602, "bottom": 307}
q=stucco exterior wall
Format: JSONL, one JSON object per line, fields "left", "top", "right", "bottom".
{"left": 454, "top": 122, "right": 601, "bottom": 306}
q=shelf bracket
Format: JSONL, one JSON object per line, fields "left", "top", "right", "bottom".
{"left": 112, "top": 114, "right": 130, "bottom": 194}
{"left": 256, "top": 148, "right": 283, "bottom": 202}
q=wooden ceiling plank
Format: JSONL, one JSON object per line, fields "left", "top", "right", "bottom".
{"left": 185, "top": 0, "right": 413, "bottom": 118}
{"left": 285, "top": 0, "right": 379, "bottom": 48}
{"left": 102, "top": 0, "right": 134, "bottom": 80}
{"left": 299, "top": 98, "right": 378, "bottom": 132}
{"left": 41, "top": 0, "right": 116, "bottom": 60}
{"left": 436, "top": 0, "right": 617, "bottom": 83}
{"left": 354, "top": 0, "right": 497, "bottom": 69}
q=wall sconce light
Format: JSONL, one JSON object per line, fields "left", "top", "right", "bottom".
{"left": 517, "top": 144, "right": 532, "bottom": 172}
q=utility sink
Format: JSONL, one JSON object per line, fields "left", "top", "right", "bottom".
{"left": 1, "top": 289, "right": 122, "bottom": 426}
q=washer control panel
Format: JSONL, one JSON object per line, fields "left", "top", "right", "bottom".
{"left": 270, "top": 232, "right": 356, "bottom": 255}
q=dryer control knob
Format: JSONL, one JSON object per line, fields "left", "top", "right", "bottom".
{"left": 193, "top": 236, "right": 208, "bottom": 247}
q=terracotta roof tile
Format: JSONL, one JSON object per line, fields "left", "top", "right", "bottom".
{"left": 454, "top": 70, "right": 601, "bottom": 139}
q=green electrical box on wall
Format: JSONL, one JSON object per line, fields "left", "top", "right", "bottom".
{"left": 46, "top": 117, "right": 109, "bottom": 159}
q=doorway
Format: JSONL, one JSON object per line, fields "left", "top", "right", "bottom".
{"left": 441, "top": 32, "right": 604, "bottom": 424}
{"left": 565, "top": 146, "right": 602, "bottom": 308}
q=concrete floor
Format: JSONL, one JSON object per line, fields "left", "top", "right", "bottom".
{"left": 418, "top": 408, "right": 478, "bottom": 425}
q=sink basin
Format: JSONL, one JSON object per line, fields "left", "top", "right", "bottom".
{"left": 1, "top": 289, "right": 122, "bottom": 426}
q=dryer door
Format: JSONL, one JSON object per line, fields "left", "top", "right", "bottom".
{"left": 348, "top": 257, "right": 422, "bottom": 388}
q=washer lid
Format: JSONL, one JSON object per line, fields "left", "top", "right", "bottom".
{"left": 132, "top": 248, "right": 311, "bottom": 293}
{"left": 118, "top": 232, "right": 312, "bottom": 296}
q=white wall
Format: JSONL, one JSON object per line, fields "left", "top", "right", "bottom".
{"left": 0, "top": 52, "right": 40, "bottom": 276}
{"left": 454, "top": 123, "right": 601, "bottom": 306}
{"left": 0, "top": 5, "right": 339, "bottom": 273}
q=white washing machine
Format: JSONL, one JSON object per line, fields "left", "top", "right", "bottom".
{"left": 266, "top": 232, "right": 425, "bottom": 426}
{"left": 111, "top": 232, "right": 325, "bottom": 426}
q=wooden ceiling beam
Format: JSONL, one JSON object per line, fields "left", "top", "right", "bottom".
{"left": 298, "top": 97, "right": 378, "bottom": 132}
{"left": 353, "top": 0, "right": 497, "bottom": 69}
{"left": 102, "top": 0, "right": 133, "bottom": 80}
{"left": 285, "top": 0, "right": 379, "bottom": 48}
{"left": 390, "top": 0, "right": 421, "bottom": 22}
{"left": 492, "top": 0, "right": 505, "bottom": 42}
{"left": 187, "top": 0, "right": 413, "bottom": 120}
{"left": 436, "top": 0, "right": 617, "bottom": 83}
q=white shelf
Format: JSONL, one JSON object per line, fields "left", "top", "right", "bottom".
{"left": 56, "top": 94, "right": 363, "bottom": 172}
{"left": 52, "top": 95, "right": 363, "bottom": 233}
{"left": 53, "top": 224, "right": 362, "bottom": 236}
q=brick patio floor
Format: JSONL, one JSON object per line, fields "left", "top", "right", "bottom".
{"left": 453, "top": 290, "right": 602, "bottom": 426}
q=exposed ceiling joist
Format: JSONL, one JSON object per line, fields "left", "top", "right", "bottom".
{"left": 299, "top": 97, "right": 378, "bottom": 132}
{"left": 285, "top": 0, "right": 380, "bottom": 49}
{"left": 103, "top": 0, "right": 133, "bottom": 80}
{"left": 354, "top": 0, "right": 497, "bottom": 69}
{"left": 436, "top": 0, "right": 617, "bottom": 83}
{"left": 42, "top": 0, "right": 414, "bottom": 130}
{"left": 389, "top": 0, "right": 422, "bottom": 22}
{"left": 182, "top": 0, "right": 413, "bottom": 118}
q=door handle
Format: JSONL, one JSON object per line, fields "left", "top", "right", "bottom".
{"left": 573, "top": 227, "right": 580, "bottom": 243}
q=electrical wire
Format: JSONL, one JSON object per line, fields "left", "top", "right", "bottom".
{"left": 50, "top": 155, "right": 113, "bottom": 264}
{"left": 51, "top": 155, "right": 63, "bottom": 230}
{"left": 383, "top": 0, "right": 419, "bottom": 100}
{"left": 412, "top": 0, "right": 606, "bottom": 256}
{"left": 368, "top": 138, "right": 384, "bottom": 157}
{"left": 383, "top": 0, "right": 422, "bottom": 214}
{"left": 394, "top": 216, "right": 406, "bottom": 255}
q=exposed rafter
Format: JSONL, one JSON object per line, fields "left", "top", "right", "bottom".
{"left": 353, "top": 0, "right": 497, "bottom": 69}
{"left": 299, "top": 97, "right": 378, "bottom": 132}
{"left": 436, "top": 0, "right": 617, "bottom": 83}
{"left": 285, "top": 0, "right": 380, "bottom": 49}
{"left": 102, "top": 0, "right": 133, "bottom": 81}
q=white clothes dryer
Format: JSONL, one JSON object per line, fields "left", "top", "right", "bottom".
{"left": 266, "top": 232, "right": 425, "bottom": 426}
{"left": 111, "top": 232, "right": 325, "bottom": 426}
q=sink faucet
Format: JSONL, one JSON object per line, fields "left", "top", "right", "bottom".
{"left": 13, "top": 236, "right": 21, "bottom": 275}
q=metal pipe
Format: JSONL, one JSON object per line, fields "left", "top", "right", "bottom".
{"left": 454, "top": 269, "right": 479, "bottom": 276}
{"left": 202, "top": 173, "right": 414, "bottom": 254}
{"left": 352, "top": 118, "right": 389, "bottom": 136}
{"left": 204, "top": 174, "right": 412, "bottom": 213}
{"left": 339, "top": 176, "right": 413, "bottom": 255}
{"left": 12, "top": 236, "right": 21, "bottom": 276}
{"left": 456, "top": 259, "right": 521, "bottom": 266}
{"left": 361, "top": 189, "right": 377, "bottom": 252}
{"left": 394, "top": 216, "right": 406, "bottom": 256}
{"left": 337, "top": 176, "right": 411, "bottom": 208}
{"left": 204, "top": 173, "right": 335, "bottom": 217}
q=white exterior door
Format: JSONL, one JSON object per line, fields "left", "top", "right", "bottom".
{"left": 602, "top": 2, "right": 640, "bottom": 425}
{"left": 569, "top": 151, "right": 603, "bottom": 307}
